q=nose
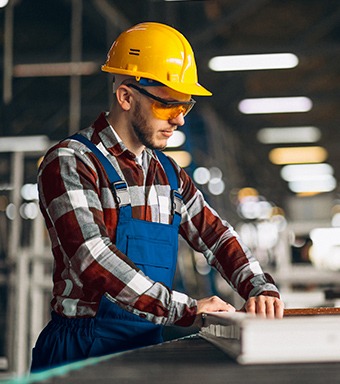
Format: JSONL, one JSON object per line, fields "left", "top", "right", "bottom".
{"left": 169, "top": 112, "right": 185, "bottom": 126}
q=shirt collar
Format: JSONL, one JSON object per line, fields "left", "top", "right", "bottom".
{"left": 93, "top": 112, "right": 157, "bottom": 162}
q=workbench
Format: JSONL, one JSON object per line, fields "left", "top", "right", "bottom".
{"left": 25, "top": 333, "right": 340, "bottom": 384}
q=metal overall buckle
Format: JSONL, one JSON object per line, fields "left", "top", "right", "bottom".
{"left": 112, "top": 180, "right": 130, "bottom": 206}
{"left": 171, "top": 190, "right": 182, "bottom": 216}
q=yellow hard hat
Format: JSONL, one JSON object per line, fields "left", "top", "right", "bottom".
{"left": 101, "top": 22, "right": 212, "bottom": 96}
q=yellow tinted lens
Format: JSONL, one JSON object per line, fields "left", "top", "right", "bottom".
{"left": 152, "top": 102, "right": 192, "bottom": 120}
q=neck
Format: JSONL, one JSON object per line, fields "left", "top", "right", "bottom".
{"left": 107, "top": 110, "right": 145, "bottom": 157}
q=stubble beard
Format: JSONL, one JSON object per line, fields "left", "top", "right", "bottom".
{"left": 132, "top": 100, "right": 167, "bottom": 151}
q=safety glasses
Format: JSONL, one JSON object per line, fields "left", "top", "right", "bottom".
{"left": 126, "top": 83, "right": 196, "bottom": 120}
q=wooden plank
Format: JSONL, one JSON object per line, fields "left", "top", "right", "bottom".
{"left": 284, "top": 307, "right": 340, "bottom": 316}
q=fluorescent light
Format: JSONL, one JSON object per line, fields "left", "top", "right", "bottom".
{"left": 209, "top": 167, "right": 223, "bottom": 181}
{"left": 281, "top": 163, "right": 334, "bottom": 182}
{"left": 332, "top": 213, "right": 340, "bottom": 227}
{"left": 21, "top": 183, "right": 39, "bottom": 201}
{"left": 282, "top": 163, "right": 337, "bottom": 194}
{"left": 0, "top": 0, "right": 9, "bottom": 7}
{"left": 208, "top": 179, "right": 225, "bottom": 195}
{"left": 310, "top": 228, "right": 340, "bottom": 270}
{"left": 13, "top": 62, "right": 98, "bottom": 77}
{"left": 0, "top": 136, "right": 50, "bottom": 152}
{"left": 310, "top": 228, "right": 340, "bottom": 246}
{"left": 269, "top": 146, "right": 328, "bottom": 165}
{"left": 237, "top": 187, "right": 259, "bottom": 203}
{"left": 193, "top": 167, "right": 210, "bottom": 185}
{"left": 257, "top": 126, "right": 321, "bottom": 144}
{"left": 289, "top": 176, "right": 337, "bottom": 193}
{"left": 238, "top": 96, "right": 313, "bottom": 114}
{"left": 209, "top": 53, "right": 298, "bottom": 72}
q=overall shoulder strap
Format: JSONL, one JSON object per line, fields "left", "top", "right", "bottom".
{"left": 155, "top": 150, "right": 178, "bottom": 190}
{"left": 70, "top": 133, "right": 130, "bottom": 206}
{"left": 155, "top": 150, "right": 182, "bottom": 220}
{"left": 70, "top": 135, "right": 181, "bottom": 223}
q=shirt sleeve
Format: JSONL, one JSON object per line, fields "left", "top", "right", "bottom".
{"left": 38, "top": 142, "right": 197, "bottom": 326}
{"left": 176, "top": 164, "right": 280, "bottom": 301}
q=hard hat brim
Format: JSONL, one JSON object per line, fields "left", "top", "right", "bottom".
{"left": 101, "top": 65, "right": 212, "bottom": 96}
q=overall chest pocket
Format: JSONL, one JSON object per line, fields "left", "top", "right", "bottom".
{"left": 126, "top": 234, "right": 175, "bottom": 287}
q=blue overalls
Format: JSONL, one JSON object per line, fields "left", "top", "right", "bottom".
{"left": 31, "top": 134, "right": 182, "bottom": 371}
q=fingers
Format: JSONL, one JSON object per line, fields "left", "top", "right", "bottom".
{"left": 273, "top": 297, "right": 285, "bottom": 318}
{"left": 196, "top": 295, "right": 236, "bottom": 315}
{"left": 196, "top": 295, "right": 284, "bottom": 325}
{"left": 244, "top": 296, "right": 284, "bottom": 319}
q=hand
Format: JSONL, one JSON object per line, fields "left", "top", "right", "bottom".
{"left": 196, "top": 295, "right": 236, "bottom": 314}
{"left": 195, "top": 296, "right": 236, "bottom": 327}
{"left": 241, "top": 295, "right": 284, "bottom": 319}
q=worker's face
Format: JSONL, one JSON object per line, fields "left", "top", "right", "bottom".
{"left": 130, "top": 85, "right": 192, "bottom": 150}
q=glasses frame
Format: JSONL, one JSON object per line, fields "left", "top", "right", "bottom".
{"left": 126, "top": 83, "right": 196, "bottom": 112}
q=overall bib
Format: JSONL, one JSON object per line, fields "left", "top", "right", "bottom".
{"left": 31, "top": 134, "right": 183, "bottom": 371}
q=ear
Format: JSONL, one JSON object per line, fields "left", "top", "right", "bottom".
{"left": 115, "top": 85, "right": 133, "bottom": 112}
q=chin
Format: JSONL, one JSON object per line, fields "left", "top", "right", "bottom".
{"left": 149, "top": 139, "right": 168, "bottom": 151}
{"left": 152, "top": 144, "right": 167, "bottom": 151}
{"left": 158, "top": 142, "right": 168, "bottom": 150}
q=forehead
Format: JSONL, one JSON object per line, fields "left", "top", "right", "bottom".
{"left": 148, "top": 86, "right": 191, "bottom": 102}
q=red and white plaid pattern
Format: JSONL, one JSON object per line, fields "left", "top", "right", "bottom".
{"left": 38, "top": 112, "right": 279, "bottom": 326}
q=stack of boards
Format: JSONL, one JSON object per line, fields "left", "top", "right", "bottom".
{"left": 199, "top": 307, "right": 340, "bottom": 365}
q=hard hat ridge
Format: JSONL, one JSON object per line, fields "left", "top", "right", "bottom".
{"left": 101, "top": 22, "right": 212, "bottom": 96}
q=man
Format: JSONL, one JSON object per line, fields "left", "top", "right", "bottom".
{"left": 31, "top": 22, "right": 283, "bottom": 372}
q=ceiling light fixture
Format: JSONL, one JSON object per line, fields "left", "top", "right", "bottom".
{"left": 257, "top": 126, "right": 321, "bottom": 144}
{"left": 288, "top": 176, "right": 336, "bottom": 193}
{"left": 0, "top": 0, "right": 9, "bottom": 8}
{"left": 13, "top": 62, "right": 98, "bottom": 77}
{"left": 209, "top": 53, "right": 298, "bottom": 72}
{"left": 280, "top": 163, "right": 334, "bottom": 182}
{"left": 193, "top": 167, "right": 210, "bottom": 185}
{"left": 238, "top": 96, "right": 313, "bottom": 114}
{"left": 269, "top": 146, "right": 328, "bottom": 165}
{"left": 0, "top": 136, "right": 50, "bottom": 152}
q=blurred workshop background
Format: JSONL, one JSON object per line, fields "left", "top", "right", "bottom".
{"left": 1, "top": 0, "right": 340, "bottom": 377}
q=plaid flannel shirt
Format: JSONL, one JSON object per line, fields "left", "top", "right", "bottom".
{"left": 38, "top": 112, "right": 280, "bottom": 326}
